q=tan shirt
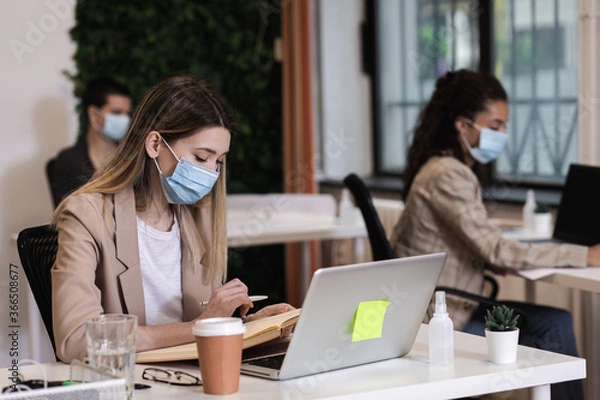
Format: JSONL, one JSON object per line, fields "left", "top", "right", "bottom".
{"left": 52, "top": 188, "right": 220, "bottom": 362}
{"left": 390, "top": 156, "right": 588, "bottom": 330}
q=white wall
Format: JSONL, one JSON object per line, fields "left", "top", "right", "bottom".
{"left": 317, "top": 0, "right": 372, "bottom": 180}
{"left": 0, "top": 0, "right": 78, "bottom": 366}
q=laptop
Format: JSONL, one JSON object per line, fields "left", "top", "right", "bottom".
{"left": 546, "top": 164, "right": 600, "bottom": 246}
{"left": 240, "top": 252, "right": 446, "bottom": 380}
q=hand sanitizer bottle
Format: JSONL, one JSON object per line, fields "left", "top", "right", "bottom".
{"left": 338, "top": 189, "right": 357, "bottom": 225}
{"left": 429, "top": 291, "right": 454, "bottom": 365}
{"left": 522, "top": 189, "right": 536, "bottom": 234}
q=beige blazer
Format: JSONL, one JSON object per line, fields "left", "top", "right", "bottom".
{"left": 390, "top": 156, "right": 588, "bottom": 330}
{"left": 52, "top": 188, "right": 219, "bottom": 362}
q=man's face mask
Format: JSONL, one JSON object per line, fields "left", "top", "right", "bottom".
{"left": 460, "top": 119, "right": 508, "bottom": 164}
{"left": 94, "top": 108, "right": 130, "bottom": 142}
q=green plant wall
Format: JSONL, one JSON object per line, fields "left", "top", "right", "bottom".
{"left": 66, "top": 0, "right": 286, "bottom": 303}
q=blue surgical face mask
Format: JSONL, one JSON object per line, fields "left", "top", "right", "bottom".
{"left": 153, "top": 137, "right": 220, "bottom": 205}
{"left": 460, "top": 119, "right": 508, "bottom": 164}
{"left": 95, "top": 108, "right": 130, "bottom": 142}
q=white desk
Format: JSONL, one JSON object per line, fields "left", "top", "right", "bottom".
{"left": 1, "top": 325, "right": 585, "bottom": 400}
{"left": 227, "top": 210, "right": 366, "bottom": 247}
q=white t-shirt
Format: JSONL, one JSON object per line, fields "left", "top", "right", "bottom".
{"left": 136, "top": 215, "right": 183, "bottom": 326}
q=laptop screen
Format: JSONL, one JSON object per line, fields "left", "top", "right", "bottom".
{"left": 553, "top": 164, "right": 600, "bottom": 246}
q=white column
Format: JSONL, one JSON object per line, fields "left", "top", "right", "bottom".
{"left": 318, "top": 0, "right": 373, "bottom": 179}
{"left": 578, "top": 4, "right": 600, "bottom": 400}
{"left": 578, "top": 0, "right": 600, "bottom": 166}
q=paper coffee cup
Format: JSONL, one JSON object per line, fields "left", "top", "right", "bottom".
{"left": 192, "top": 317, "right": 245, "bottom": 395}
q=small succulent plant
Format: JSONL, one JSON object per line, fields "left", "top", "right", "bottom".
{"left": 485, "top": 305, "right": 519, "bottom": 331}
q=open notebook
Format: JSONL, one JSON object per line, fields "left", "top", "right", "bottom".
{"left": 136, "top": 308, "right": 300, "bottom": 363}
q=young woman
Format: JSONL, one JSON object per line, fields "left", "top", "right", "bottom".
{"left": 52, "top": 75, "right": 293, "bottom": 363}
{"left": 391, "top": 69, "right": 600, "bottom": 400}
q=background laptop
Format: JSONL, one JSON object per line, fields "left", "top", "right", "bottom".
{"left": 549, "top": 164, "right": 600, "bottom": 246}
{"left": 241, "top": 252, "right": 446, "bottom": 380}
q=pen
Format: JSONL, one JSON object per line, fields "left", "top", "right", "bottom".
{"left": 200, "top": 295, "right": 268, "bottom": 306}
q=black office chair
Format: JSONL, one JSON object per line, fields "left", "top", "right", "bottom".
{"left": 342, "top": 173, "right": 506, "bottom": 308}
{"left": 342, "top": 174, "right": 393, "bottom": 262}
{"left": 16, "top": 224, "right": 58, "bottom": 357}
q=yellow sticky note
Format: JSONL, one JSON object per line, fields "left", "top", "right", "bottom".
{"left": 351, "top": 300, "right": 391, "bottom": 342}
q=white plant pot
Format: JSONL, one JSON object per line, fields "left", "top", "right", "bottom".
{"left": 533, "top": 213, "right": 552, "bottom": 235}
{"left": 485, "top": 328, "right": 519, "bottom": 364}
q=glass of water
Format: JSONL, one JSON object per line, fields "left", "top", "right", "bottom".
{"left": 85, "top": 314, "right": 137, "bottom": 399}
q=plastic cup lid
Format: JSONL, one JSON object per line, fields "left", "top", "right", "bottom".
{"left": 192, "top": 317, "right": 246, "bottom": 337}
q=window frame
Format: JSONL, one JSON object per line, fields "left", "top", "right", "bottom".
{"left": 363, "top": 0, "right": 575, "bottom": 193}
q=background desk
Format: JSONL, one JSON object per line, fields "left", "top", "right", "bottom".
{"left": 227, "top": 208, "right": 367, "bottom": 304}
{"left": 2, "top": 325, "right": 585, "bottom": 400}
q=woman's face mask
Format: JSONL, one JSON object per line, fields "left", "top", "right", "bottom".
{"left": 460, "top": 119, "right": 508, "bottom": 164}
{"left": 154, "top": 137, "right": 219, "bottom": 205}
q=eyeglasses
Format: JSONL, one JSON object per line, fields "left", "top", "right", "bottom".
{"left": 142, "top": 367, "right": 202, "bottom": 386}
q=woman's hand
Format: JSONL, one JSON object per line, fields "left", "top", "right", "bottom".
{"left": 243, "top": 303, "right": 296, "bottom": 323}
{"left": 201, "top": 279, "right": 253, "bottom": 319}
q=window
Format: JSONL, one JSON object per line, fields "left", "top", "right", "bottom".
{"left": 370, "top": 0, "right": 578, "bottom": 185}
{"left": 494, "top": 0, "right": 578, "bottom": 183}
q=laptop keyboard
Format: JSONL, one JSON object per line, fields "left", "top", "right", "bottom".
{"left": 247, "top": 354, "right": 285, "bottom": 370}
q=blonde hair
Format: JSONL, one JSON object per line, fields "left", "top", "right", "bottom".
{"left": 54, "top": 75, "right": 235, "bottom": 283}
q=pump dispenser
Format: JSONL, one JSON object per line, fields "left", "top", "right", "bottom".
{"left": 522, "top": 189, "right": 536, "bottom": 233}
{"left": 429, "top": 291, "right": 454, "bottom": 365}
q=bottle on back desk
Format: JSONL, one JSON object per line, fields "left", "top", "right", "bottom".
{"left": 429, "top": 291, "right": 454, "bottom": 365}
{"left": 338, "top": 188, "right": 358, "bottom": 225}
{"left": 522, "top": 189, "right": 536, "bottom": 234}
